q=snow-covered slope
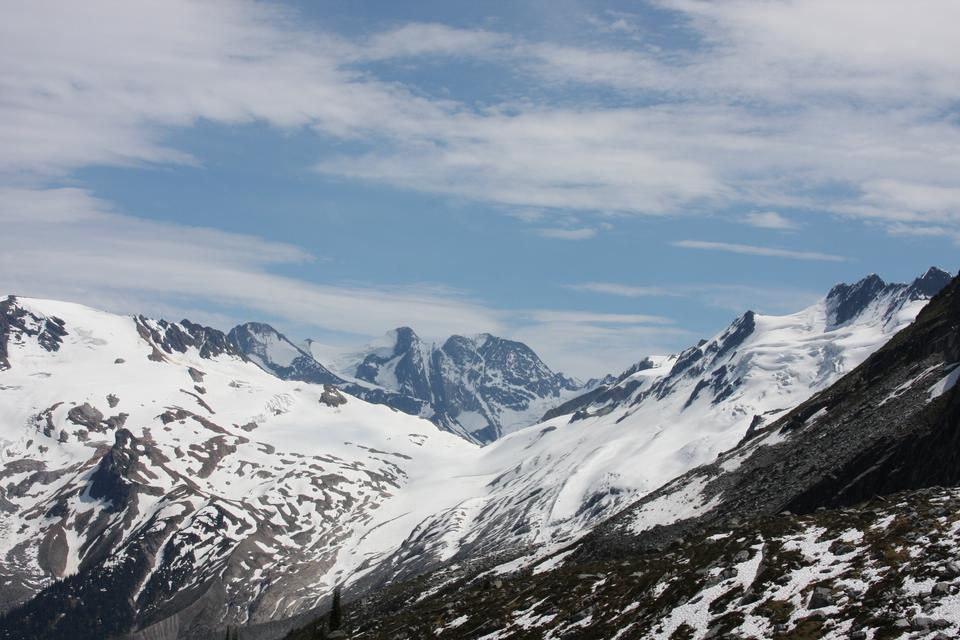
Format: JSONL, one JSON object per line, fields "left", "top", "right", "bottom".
{"left": 313, "top": 327, "right": 583, "bottom": 443}
{"left": 227, "top": 322, "right": 446, "bottom": 437}
{"left": 0, "top": 296, "right": 477, "bottom": 636}
{"left": 356, "top": 268, "right": 953, "bottom": 584}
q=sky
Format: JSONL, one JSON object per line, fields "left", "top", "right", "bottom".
{"left": 1, "top": 0, "right": 959, "bottom": 378}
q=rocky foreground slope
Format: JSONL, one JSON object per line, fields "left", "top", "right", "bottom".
{"left": 344, "top": 487, "right": 960, "bottom": 640}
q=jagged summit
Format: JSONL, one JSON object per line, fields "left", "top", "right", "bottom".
{"left": 228, "top": 321, "right": 580, "bottom": 443}
{"left": 910, "top": 265, "right": 954, "bottom": 297}
{"left": 228, "top": 321, "right": 341, "bottom": 385}
{"left": 825, "top": 267, "right": 954, "bottom": 328}
{"left": 324, "top": 326, "right": 582, "bottom": 443}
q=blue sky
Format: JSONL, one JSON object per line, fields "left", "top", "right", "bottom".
{"left": 1, "top": 1, "right": 958, "bottom": 376}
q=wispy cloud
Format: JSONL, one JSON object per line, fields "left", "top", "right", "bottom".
{"left": 565, "top": 283, "right": 678, "bottom": 298}
{"left": 565, "top": 280, "right": 824, "bottom": 314}
{"left": 524, "top": 310, "right": 673, "bottom": 325}
{"left": 0, "top": 188, "right": 505, "bottom": 338}
{"left": 3, "top": 1, "right": 959, "bottom": 231}
{"left": 740, "top": 211, "right": 799, "bottom": 230}
{"left": 510, "top": 309, "right": 690, "bottom": 377}
{"left": 672, "top": 240, "right": 846, "bottom": 262}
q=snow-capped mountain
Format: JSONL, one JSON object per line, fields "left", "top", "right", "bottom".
{"left": 319, "top": 327, "right": 582, "bottom": 443}
{"left": 226, "top": 322, "right": 341, "bottom": 386}
{"left": 228, "top": 322, "right": 581, "bottom": 444}
{"left": 227, "top": 322, "right": 441, "bottom": 434}
{"left": 0, "top": 296, "right": 478, "bottom": 639}
{"left": 599, "top": 266, "right": 960, "bottom": 546}
{"left": 352, "top": 268, "right": 954, "bottom": 585}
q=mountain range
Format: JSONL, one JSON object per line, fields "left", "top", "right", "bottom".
{"left": 0, "top": 266, "right": 955, "bottom": 640}
{"left": 229, "top": 323, "right": 582, "bottom": 444}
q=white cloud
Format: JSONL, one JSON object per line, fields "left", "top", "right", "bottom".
{"left": 512, "top": 309, "right": 684, "bottom": 376}
{"left": 524, "top": 310, "right": 673, "bottom": 325}
{"left": 362, "top": 23, "right": 511, "bottom": 60}
{"left": 673, "top": 240, "right": 846, "bottom": 262}
{"left": 510, "top": 321, "right": 691, "bottom": 379}
{"left": 566, "top": 283, "right": 678, "bottom": 298}
{"left": 885, "top": 222, "right": 954, "bottom": 239}
{"left": 4, "top": 1, "right": 959, "bottom": 230}
{"left": 0, "top": 188, "right": 504, "bottom": 338}
{"left": 741, "top": 211, "right": 799, "bottom": 230}
{"left": 681, "top": 284, "right": 823, "bottom": 314}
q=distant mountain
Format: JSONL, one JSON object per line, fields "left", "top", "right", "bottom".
{"left": 229, "top": 322, "right": 579, "bottom": 444}
{"left": 227, "top": 322, "right": 441, "bottom": 433}
{"left": 227, "top": 322, "right": 341, "bottom": 385}
{"left": 597, "top": 266, "right": 960, "bottom": 547}
{"left": 325, "top": 327, "right": 582, "bottom": 442}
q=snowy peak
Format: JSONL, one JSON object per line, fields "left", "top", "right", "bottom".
{"left": 825, "top": 273, "right": 892, "bottom": 326}
{"left": 0, "top": 295, "right": 68, "bottom": 370}
{"left": 135, "top": 314, "right": 241, "bottom": 361}
{"left": 354, "top": 326, "right": 434, "bottom": 400}
{"left": 550, "top": 267, "right": 951, "bottom": 429}
{"left": 909, "top": 266, "right": 954, "bottom": 298}
{"left": 227, "top": 321, "right": 341, "bottom": 385}
{"left": 825, "top": 267, "right": 954, "bottom": 329}
{"left": 337, "top": 327, "right": 582, "bottom": 442}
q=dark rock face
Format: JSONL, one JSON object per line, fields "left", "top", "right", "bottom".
{"left": 350, "top": 329, "right": 580, "bottom": 442}
{"left": 67, "top": 403, "right": 104, "bottom": 430}
{"left": 320, "top": 385, "right": 347, "bottom": 407}
{"left": 826, "top": 267, "right": 954, "bottom": 328}
{"left": 135, "top": 316, "right": 241, "bottom": 361}
{"left": 88, "top": 428, "right": 141, "bottom": 512}
{"left": 909, "top": 266, "right": 954, "bottom": 298}
{"left": 826, "top": 274, "right": 890, "bottom": 326}
{"left": 0, "top": 296, "right": 67, "bottom": 370}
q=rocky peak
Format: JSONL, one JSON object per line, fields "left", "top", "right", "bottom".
{"left": 136, "top": 315, "right": 241, "bottom": 360}
{"left": 390, "top": 326, "right": 422, "bottom": 354}
{"left": 228, "top": 321, "right": 342, "bottom": 386}
{"left": 335, "top": 328, "right": 582, "bottom": 442}
{"left": 826, "top": 273, "right": 891, "bottom": 326}
{"left": 909, "top": 266, "right": 954, "bottom": 299}
{"left": 0, "top": 296, "right": 68, "bottom": 370}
